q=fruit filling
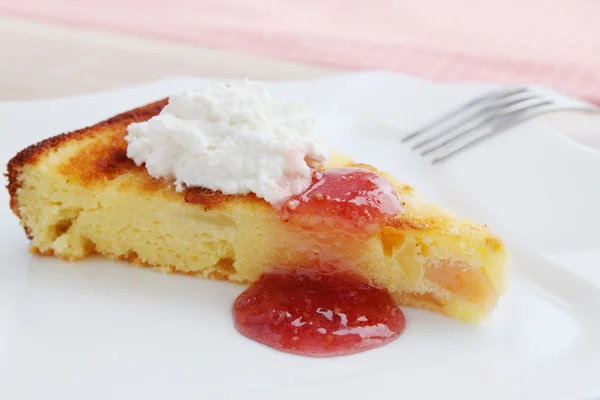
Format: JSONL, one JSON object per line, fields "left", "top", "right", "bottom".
{"left": 279, "top": 168, "right": 403, "bottom": 234}
{"left": 233, "top": 168, "right": 406, "bottom": 356}
{"left": 424, "top": 261, "right": 496, "bottom": 305}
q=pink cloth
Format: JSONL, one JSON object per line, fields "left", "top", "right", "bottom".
{"left": 2, "top": 0, "right": 599, "bottom": 103}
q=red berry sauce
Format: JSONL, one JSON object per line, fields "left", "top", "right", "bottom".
{"left": 233, "top": 168, "right": 406, "bottom": 357}
{"left": 233, "top": 269, "right": 406, "bottom": 357}
{"left": 280, "top": 168, "right": 402, "bottom": 234}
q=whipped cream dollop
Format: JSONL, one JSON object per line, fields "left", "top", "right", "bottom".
{"left": 125, "top": 80, "right": 328, "bottom": 204}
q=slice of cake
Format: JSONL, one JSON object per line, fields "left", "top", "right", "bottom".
{"left": 6, "top": 83, "right": 509, "bottom": 324}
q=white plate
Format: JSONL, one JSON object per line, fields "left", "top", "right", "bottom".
{"left": 1, "top": 73, "right": 599, "bottom": 400}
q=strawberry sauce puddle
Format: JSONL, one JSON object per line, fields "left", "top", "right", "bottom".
{"left": 233, "top": 168, "right": 406, "bottom": 357}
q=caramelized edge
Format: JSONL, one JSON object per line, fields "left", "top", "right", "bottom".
{"left": 5, "top": 99, "right": 169, "bottom": 218}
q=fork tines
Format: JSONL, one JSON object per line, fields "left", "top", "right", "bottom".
{"left": 402, "top": 86, "right": 581, "bottom": 164}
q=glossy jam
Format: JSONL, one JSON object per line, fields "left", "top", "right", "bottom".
{"left": 280, "top": 168, "right": 403, "bottom": 234}
{"left": 233, "top": 269, "right": 406, "bottom": 357}
{"left": 233, "top": 168, "right": 405, "bottom": 357}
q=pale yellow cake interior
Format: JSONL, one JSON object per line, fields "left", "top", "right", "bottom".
{"left": 8, "top": 103, "right": 510, "bottom": 324}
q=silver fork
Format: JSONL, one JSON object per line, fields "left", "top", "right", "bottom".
{"left": 402, "top": 85, "right": 598, "bottom": 164}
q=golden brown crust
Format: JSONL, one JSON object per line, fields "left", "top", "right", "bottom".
{"left": 30, "top": 246, "right": 54, "bottom": 256}
{"left": 485, "top": 235, "right": 504, "bottom": 251}
{"left": 6, "top": 99, "right": 168, "bottom": 216}
{"left": 183, "top": 186, "right": 254, "bottom": 210}
{"left": 120, "top": 251, "right": 238, "bottom": 281}
{"left": 55, "top": 102, "right": 264, "bottom": 211}
{"left": 56, "top": 102, "right": 166, "bottom": 184}
{"left": 6, "top": 99, "right": 508, "bottom": 323}
{"left": 75, "top": 146, "right": 136, "bottom": 183}
{"left": 5, "top": 98, "right": 266, "bottom": 218}
{"left": 5, "top": 98, "right": 492, "bottom": 239}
